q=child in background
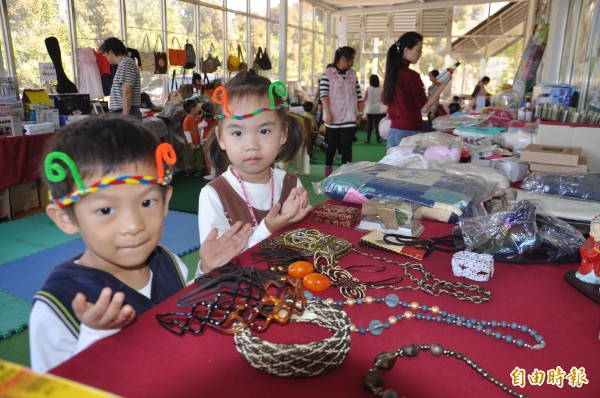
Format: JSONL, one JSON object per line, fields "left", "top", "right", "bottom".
{"left": 200, "top": 99, "right": 218, "bottom": 181}
{"left": 200, "top": 71, "right": 313, "bottom": 254}
{"left": 448, "top": 95, "right": 462, "bottom": 114}
{"left": 30, "top": 115, "right": 252, "bottom": 372}
{"left": 182, "top": 98, "right": 204, "bottom": 177}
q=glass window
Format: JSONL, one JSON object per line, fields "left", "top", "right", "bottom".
{"left": 250, "top": 0, "right": 268, "bottom": 17}
{"left": 270, "top": 0, "right": 280, "bottom": 20}
{"left": 452, "top": 3, "right": 508, "bottom": 36}
{"left": 202, "top": 0, "right": 223, "bottom": 6}
{"left": 250, "top": 18, "right": 267, "bottom": 65}
{"left": 315, "top": 7, "right": 325, "bottom": 33}
{"left": 126, "top": 0, "right": 164, "bottom": 103}
{"left": 227, "top": 12, "right": 247, "bottom": 43}
{"left": 227, "top": 0, "right": 246, "bottom": 13}
{"left": 268, "top": 21, "right": 279, "bottom": 77}
{"left": 8, "top": 0, "right": 72, "bottom": 90}
{"left": 302, "top": 2, "right": 313, "bottom": 30}
{"left": 288, "top": 0, "right": 300, "bottom": 26}
{"left": 287, "top": 26, "right": 299, "bottom": 81}
{"left": 199, "top": 6, "right": 224, "bottom": 77}
{"left": 347, "top": 38, "right": 362, "bottom": 84}
{"left": 166, "top": 0, "right": 195, "bottom": 77}
{"left": 75, "top": 0, "right": 120, "bottom": 49}
{"left": 300, "top": 31, "right": 313, "bottom": 93}
{"left": 313, "top": 33, "right": 325, "bottom": 77}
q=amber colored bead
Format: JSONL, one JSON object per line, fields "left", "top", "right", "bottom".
{"left": 363, "top": 369, "right": 383, "bottom": 391}
{"left": 287, "top": 261, "right": 314, "bottom": 279}
{"left": 302, "top": 273, "right": 331, "bottom": 292}
{"left": 374, "top": 351, "right": 397, "bottom": 370}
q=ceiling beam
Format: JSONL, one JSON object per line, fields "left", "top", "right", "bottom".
{"left": 333, "top": 0, "right": 528, "bottom": 17}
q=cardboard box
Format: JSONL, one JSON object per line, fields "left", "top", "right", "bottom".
{"left": 9, "top": 181, "right": 40, "bottom": 216}
{"left": 23, "top": 122, "right": 55, "bottom": 135}
{"left": 59, "top": 114, "right": 89, "bottom": 126}
{"left": 536, "top": 121, "right": 600, "bottom": 172}
{"left": 0, "top": 101, "right": 25, "bottom": 120}
{"left": 31, "top": 108, "right": 60, "bottom": 129}
{"left": 519, "top": 144, "right": 581, "bottom": 166}
{"left": 0, "top": 116, "right": 23, "bottom": 136}
{"left": 529, "top": 157, "right": 588, "bottom": 173}
{"left": 22, "top": 89, "right": 53, "bottom": 115}
{"left": 49, "top": 93, "right": 91, "bottom": 115}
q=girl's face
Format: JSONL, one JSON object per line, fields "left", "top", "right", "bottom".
{"left": 217, "top": 94, "right": 288, "bottom": 183}
{"left": 403, "top": 41, "right": 423, "bottom": 64}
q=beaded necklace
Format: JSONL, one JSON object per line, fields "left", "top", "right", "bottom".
{"left": 231, "top": 166, "right": 274, "bottom": 227}
{"left": 305, "top": 291, "right": 546, "bottom": 350}
{"left": 364, "top": 343, "right": 527, "bottom": 397}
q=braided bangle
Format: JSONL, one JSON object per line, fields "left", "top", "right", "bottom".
{"left": 233, "top": 300, "right": 352, "bottom": 378}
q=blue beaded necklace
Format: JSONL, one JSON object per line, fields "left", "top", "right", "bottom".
{"left": 304, "top": 291, "right": 546, "bottom": 350}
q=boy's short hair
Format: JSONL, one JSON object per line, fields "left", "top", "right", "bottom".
{"left": 453, "top": 95, "right": 460, "bottom": 101}
{"left": 183, "top": 99, "right": 198, "bottom": 114}
{"left": 99, "top": 37, "right": 127, "bottom": 56}
{"left": 41, "top": 115, "right": 161, "bottom": 213}
{"left": 302, "top": 101, "right": 314, "bottom": 112}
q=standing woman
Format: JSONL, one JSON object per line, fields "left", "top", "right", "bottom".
{"left": 320, "top": 46, "right": 364, "bottom": 176}
{"left": 363, "top": 74, "right": 384, "bottom": 144}
{"left": 99, "top": 37, "right": 142, "bottom": 121}
{"left": 383, "top": 32, "right": 450, "bottom": 148}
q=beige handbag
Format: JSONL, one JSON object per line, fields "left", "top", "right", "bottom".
{"left": 139, "top": 33, "right": 155, "bottom": 72}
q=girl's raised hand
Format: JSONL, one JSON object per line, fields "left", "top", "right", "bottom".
{"left": 265, "top": 189, "right": 313, "bottom": 233}
{"left": 200, "top": 221, "right": 253, "bottom": 272}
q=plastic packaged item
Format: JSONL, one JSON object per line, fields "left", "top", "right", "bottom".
{"left": 488, "top": 156, "right": 529, "bottom": 182}
{"left": 398, "top": 131, "right": 463, "bottom": 147}
{"left": 506, "top": 188, "right": 600, "bottom": 223}
{"left": 520, "top": 172, "right": 600, "bottom": 202}
{"left": 452, "top": 200, "right": 584, "bottom": 263}
{"left": 386, "top": 145, "right": 461, "bottom": 163}
{"left": 444, "top": 163, "right": 509, "bottom": 197}
{"left": 432, "top": 114, "right": 489, "bottom": 131}
{"left": 312, "top": 161, "right": 494, "bottom": 223}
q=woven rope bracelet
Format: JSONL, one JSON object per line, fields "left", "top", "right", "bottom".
{"left": 233, "top": 300, "right": 352, "bottom": 378}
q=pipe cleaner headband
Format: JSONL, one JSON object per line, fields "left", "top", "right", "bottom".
{"left": 45, "top": 143, "right": 177, "bottom": 208}
{"left": 212, "top": 81, "right": 288, "bottom": 120}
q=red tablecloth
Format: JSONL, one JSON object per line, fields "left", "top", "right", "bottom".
{"left": 0, "top": 134, "right": 53, "bottom": 190}
{"left": 51, "top": 205, "right": 600, "bottom": 398}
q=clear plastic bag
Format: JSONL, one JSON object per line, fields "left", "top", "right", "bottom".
{"left": 453, "top": 200, "right": 584, "bottom": 263}
{"left": 521, "top": 172, "right": 600, "bottom": 202}
{"left": 432, "top": 114, "right": 489, "bottom": 131}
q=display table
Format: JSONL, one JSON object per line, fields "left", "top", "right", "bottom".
{"left": 51, "top": 204, "right": 600, "bottom": 397}
{"left": 0, "top": 134, "right": 53, "bottom": 190}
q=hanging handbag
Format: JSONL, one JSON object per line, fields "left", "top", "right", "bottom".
{"left": 167, "top": 70, "right": 184, "bottom": 103}
{"left": 192, "top": 71, "right": 203, "bottom": 89}
{"left": 139, "top": 33, "right": 155, "bottom": 72}
{"left": 201, "top": 73, "right": 214, "bottom": 97}
{"left": 201, "top": 43, "right": 218, "bottom": 74}
{"left": 154, "top": 35, "right": 167, "bottom": 74}
{"left": 184, "top": 41, "right": 196, "bottom": 69}
{"left": 237, "top": 44, "right": 248, "bottom": 72}
{"left": 256, "top": 47, "right": 272, "bottom": 71}
{"left": 179, "top": 70, "right": 194, "bottom": 99}
{"left": 227, "top": 44, "right": 241, "bottom": 73}
{"left": 169, "top": 37, "right": 186, "bottom": 67}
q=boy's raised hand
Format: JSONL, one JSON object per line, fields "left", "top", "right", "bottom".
{"left": 200, "top": 221, "right": 253, "bottom": 273}
{"left": 72, "top": 287, "right": 136, "bottom": 331}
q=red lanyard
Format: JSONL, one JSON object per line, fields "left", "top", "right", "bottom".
{"left": 231, "top": 167, "right": 274, "bottom": 227}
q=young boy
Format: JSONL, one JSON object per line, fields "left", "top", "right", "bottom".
{"left": 448, "top": 95, "right": 462, "bottom": 114}
{"left": 182, "top": 98, "right": 204, "bottom": 176}
{"left": 30, "top": 115, "right": 252, "bottom": 372}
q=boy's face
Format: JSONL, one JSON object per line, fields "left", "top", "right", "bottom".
{"left": 217, "top": 94, "right": 288, "bottom": 184}
{"left": 48, "top": 162, "right": 171, "bottom": 274}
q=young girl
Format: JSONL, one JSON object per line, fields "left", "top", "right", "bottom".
{"left": 199, "top": 71, "right": 313, "bottom": 255}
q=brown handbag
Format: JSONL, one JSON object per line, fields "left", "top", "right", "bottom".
{"left": 237, "top": 44, "right": 248, "bottom": 72}
{"left": 153, "top": 35, "right": 167, "bottom": 74}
